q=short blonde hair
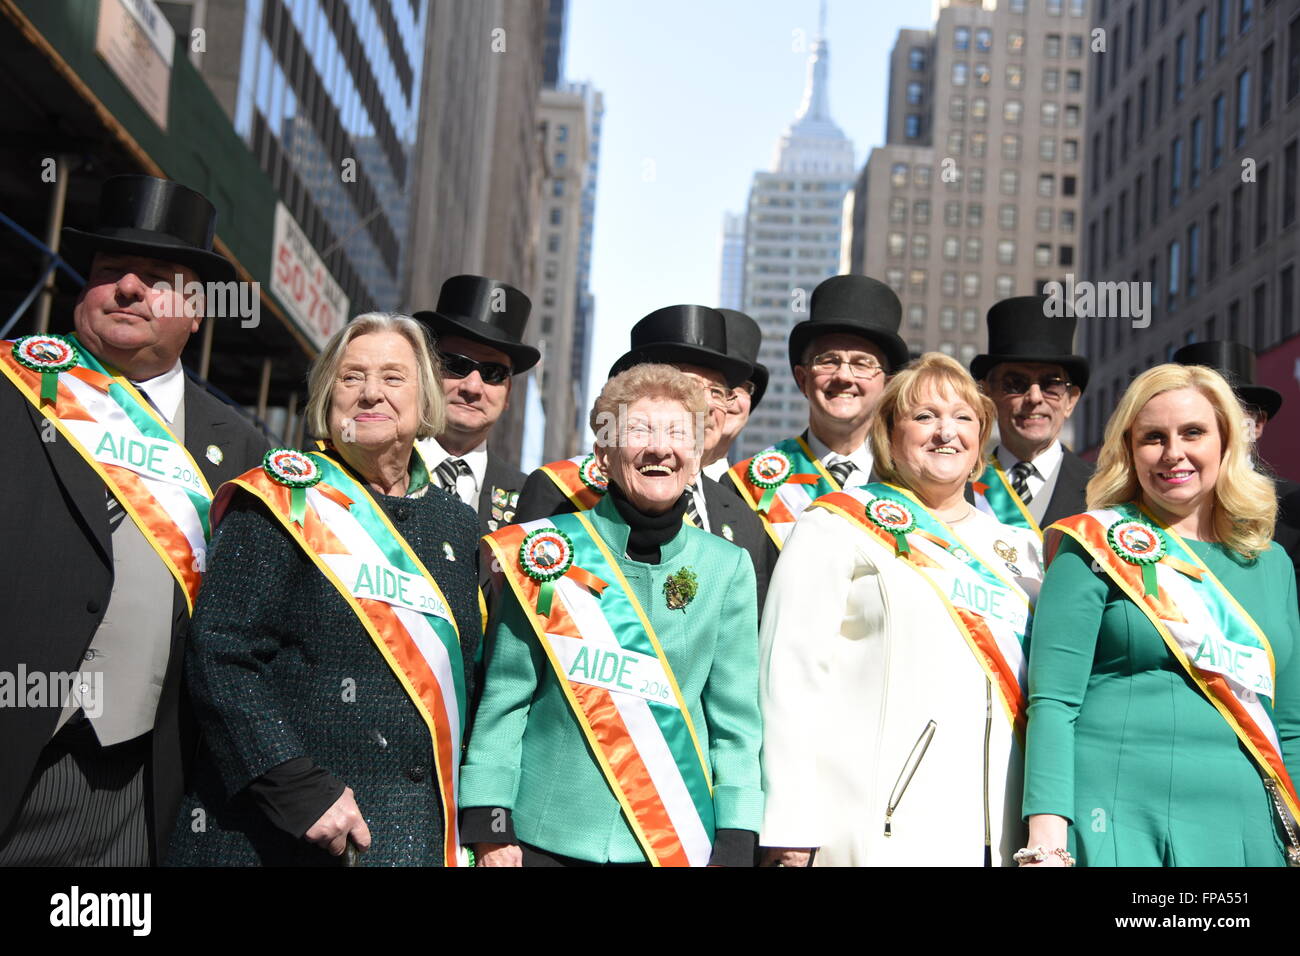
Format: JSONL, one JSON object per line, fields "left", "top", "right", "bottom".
{"left": 1088, "top": 363, "right": 1274, "bottom": 557}
{"left": 590, "top": 364, "right": 708, "bottom": 448}
{"left": 870, "top": 352, "right": 996, "bottom": 485}
{"left": 304, "top": 312, "right": 445, "bottom": 440}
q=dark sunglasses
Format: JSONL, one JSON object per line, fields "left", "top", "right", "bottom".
{"left": 440, "top": 352, "right": 513, "bottom": 385}
{"left": 996, "top": 373, "right": 1072, "bottom": 399}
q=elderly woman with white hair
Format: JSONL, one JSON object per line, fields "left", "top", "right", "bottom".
{"left": 167, "top": 313, "right": 481, "bottom": 866}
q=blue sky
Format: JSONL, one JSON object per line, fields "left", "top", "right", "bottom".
{"left": 564, "top": 0, "right": 937, "bottom": 405}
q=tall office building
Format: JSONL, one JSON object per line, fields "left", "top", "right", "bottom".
{"left": 846, "top": 0, "right": 1093, "bottom": 379}
{"left": 534, "top": 86, "right": 591, "bottom": 462}
{"left": 568, "top": 81, "right": 604, "bottom": 441}
{"left": 736, "top": 21, "right": 857, "bottom": 459}
{"left": 1076, "top": 0, "right": 1300, "bottom": 470}
{"left": 543, "top": 0, "right": 568, "bottom": 87}
{"left": 718, "top": 212, "right": 746, "bottom": 309}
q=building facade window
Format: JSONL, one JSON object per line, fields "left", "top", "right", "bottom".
{"left": 1236, "top": 69, "right": 1250, "bottom": 148}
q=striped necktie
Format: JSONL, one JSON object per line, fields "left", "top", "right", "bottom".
{"left": 435, "top": 457, "right": 471, "bottom": 498}
{"left": 827, "top": 458, "right": 857, "bottom": 488}
{"left": 683, "top": 484, "right": 701, "bottom": 527}
{"left": 1008, "top": 460, "right": 1035, "bottom": 505}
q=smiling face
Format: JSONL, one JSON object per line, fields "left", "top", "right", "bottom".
{"left": 794, "top": 333, "right": 889, "bottom": 435}
{"left": 593, "top": 394, "right": 698, "bottom": 514}
{"left": 437, "top": 334, "right": 512, "bottom": 449}
{"left": 889, "top": 380, "right": 983, "bottom": 501}
{"left": 73, "top": 252, "right": 201, "bottom": 379}
{"left": 672, "top": 363, "right": 728, "bottom": 461}
{"left": 1130, "top": 387, "right": 1223, "bottom": 528}
{"left": 329, "top": 331, "right": 421, "bottom": 452}
{"left": 985, "top": 361, "right": 1080, "bottom": 461}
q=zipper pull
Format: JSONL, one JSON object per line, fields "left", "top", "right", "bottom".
{"left": 884, "top": 810, "right": 893, "bottom": 837}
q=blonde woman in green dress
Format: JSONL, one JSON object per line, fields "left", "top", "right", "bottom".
{"left": 1022, "top": 364, "right": 1300, "bottom": 866}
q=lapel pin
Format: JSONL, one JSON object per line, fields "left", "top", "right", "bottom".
{"left": 443, "top": 542, "right": 456, "bottom": 561}
{"left": 206, "top": 444, "right": 223, "bottom": 465}
{"left": 721, "top": 523, "right": 734, "bottom": 542}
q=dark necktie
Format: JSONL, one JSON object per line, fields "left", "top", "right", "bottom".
{"left": 435, "top": 457, "right": 471, "bottom": 497}
{"left": 683, "top": 485, "right": 701, "bottom": 528}
{"left": 1008, "top": 460, "right": 1035, "bottom": 504}
{"left": 827, "top": 458, "right": 857, "bottom": 488}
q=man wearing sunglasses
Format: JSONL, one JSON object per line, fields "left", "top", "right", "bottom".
{"left": 727, "top": 275, "right": 910, "bottom": 549}
{"left": 413, "top": 275, "right": 539, "bottom": 534}
{"left": 968, "top": 295, "right": 1092, "bottom": 535}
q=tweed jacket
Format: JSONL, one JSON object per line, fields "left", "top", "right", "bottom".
{"left": 461, "top": 493, "right": 765, "bottom": 863}
{"left": 166, "top": 476, "right": 482, "bottom": 866}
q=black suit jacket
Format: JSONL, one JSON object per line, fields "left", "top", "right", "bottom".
{"left": 479, "top": 455, "right": 526, "bottom": 535}
{"left": 513, "top": 468, "right": 776, "bottom": 616}
{"left": 1040, "top": 448, "right": 1094, "bottom": 528}
{"left": 0, "top": 372, "right": 269, "bottom": 860}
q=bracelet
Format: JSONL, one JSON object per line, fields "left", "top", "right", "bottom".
{"left": 1013, "top": 844, "right": 1075, "bottom": 867}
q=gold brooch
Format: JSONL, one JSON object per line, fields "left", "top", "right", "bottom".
{"left": 993, "top": 539, "right": 1018, "bottom": 564}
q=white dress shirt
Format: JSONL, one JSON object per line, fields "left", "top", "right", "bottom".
{"left": 702, "top": 458, "right": 730, "bottom": 483}
{"left": 418, "top": 436, "right": 488, "bottom": 512}
{"left": 806, "top": 429, "right": 875, "bottom": 488}
{"left": 995, "top": 439, "right": 1063, "bottom": 524}
{"left": 132, "top": 361, "right": 185, "bottom": 423}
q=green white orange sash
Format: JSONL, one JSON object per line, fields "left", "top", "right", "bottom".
{"left": 484, "top": 512, "right": 716, "bottom": 866}
{"left": 0, "top": 333, "right": 212, "bottom": 610}
{"left": 539, "top": 454, "right": 608, "bottom": 511}
{"left": 1047, "top": 505, "right": 1300, "bottom": 823}
{"left": 810, "top": 483, "right": 1033, "bottom": 738}
{"left": 215, "top": 449, "right": 468, "bottom": 866}
{"left": 972, "top": 454, "right": 1042, "bottom": 538}
{"left": 728, "top": 436, "right": 839, "bottom": 549}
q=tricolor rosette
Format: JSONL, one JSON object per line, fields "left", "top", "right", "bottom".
{"left": 865, "top": 496, "right": 917, "bottom": 555}
{"left": 263, "top": 448, "right": 323, "bottom": 525}
{"left": 578, "top": 454, "right": 608, "bottom": 493}
{"left": 1107, "top": 519, "right": 1167, "bottom": 596}
{"left": 749, "top": 450, "right": 796, "bottom": 511}
{"left": 518, "top": 527, "right": 607, "bottom": 615}
{"left": 13, "top": 334, "right": 78, "bottom": 403}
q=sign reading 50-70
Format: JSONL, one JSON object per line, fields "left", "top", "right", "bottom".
{"left": 270, "top": 203, "right": 349, "bottom": 350}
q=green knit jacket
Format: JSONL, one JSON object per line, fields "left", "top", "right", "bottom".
{"left": 461, "top": 493, "right": 764, "bottom": 862}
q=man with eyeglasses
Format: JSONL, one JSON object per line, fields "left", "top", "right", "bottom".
{"left": 514, "top": 304, "right": 777, "bottom": 613}
{"left": 968, "top": 295, "right": 1092, "bottom": 535}
{"left": 702, "top": 309, "right": 768, "bottom": 482}
{"left": 728, "top": 275, "right": 910, "bottom": 549}
{"left": 413, "top": 275, "right": 538, "bottom": 534}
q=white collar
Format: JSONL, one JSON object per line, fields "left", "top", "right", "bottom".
{"left": 131, "top": 362, "right": 185, "bottom": 423}
{"left": 702, "top": 458, "right": 730, "bottom": 482}
{"left": 423, "top": 436, "right": 489, "bottom": 489}
{"left": 996, "top": 439, "right": 1063, "bottom": 477}
{"left": 806, "top": 428, "right": 874, "bottom": 474}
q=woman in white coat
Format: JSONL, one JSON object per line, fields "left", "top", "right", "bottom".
{"left": 760, "top": 352, "right": 1041, "bottom": 866}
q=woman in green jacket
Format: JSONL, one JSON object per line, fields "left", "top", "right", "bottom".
{"left": 462, "top": 364, "right": 763, "bottom": 866}
{"left": 1022, "top": 363, "right": 1300, "bottom": 867}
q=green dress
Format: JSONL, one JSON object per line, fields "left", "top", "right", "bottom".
{"left": 1023, "top": 534, "right": 1300, "bottom": 866}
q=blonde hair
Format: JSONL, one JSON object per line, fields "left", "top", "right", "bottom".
{"left": 870, "top": 352, "right": 996, "bottom": 485}
{"left": 1088, "top": 363, "right": 1274, "bottom": 557}
{"left": 304, "top": 312, "right": 445, "bottom": 440}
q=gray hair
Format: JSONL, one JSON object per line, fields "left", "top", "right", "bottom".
{"left": 304, "top": 312, "right": 445, "bottom": 440}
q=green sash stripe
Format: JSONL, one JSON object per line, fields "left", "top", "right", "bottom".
{"left": 73, "top": 336, "right": 213, "bottom": 540}
{"left": 974, "top": 458, "right": 1037, "bottom": 535}
{"left": 776, "top": 437, "right": 838, "bottom": 499}
{"left": 551, "top": 512, "right": 715, "bottom": 832}
{"left": 310, "top": 452, "right": 468, "bottom": 724}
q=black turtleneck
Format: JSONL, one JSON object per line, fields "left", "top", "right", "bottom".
{"left": 607, "top": 482, "right": 688, "bottom": 564}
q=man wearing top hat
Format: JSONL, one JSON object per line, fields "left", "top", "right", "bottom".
{"left": 0, "top": 174, "right": 270, "bottom": 864}
{"left": 968, "top": 295, "right": 1092, "bottom": 535}
{"left": 702, "top": 308, "right": 768, "bottom": 483}
{"left": 1173, "top": 340, "right": 1300, "bottom": 593}
{"left": 413, "top": 275, "right": 538, "bottom": 535}
{"left": 513, "top": 304, "right": 776, "bottom": 613}
{"left": 727, "top": 275, "right": 910, "bottom": 549}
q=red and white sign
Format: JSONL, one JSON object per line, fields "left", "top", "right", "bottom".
{"left": 271, "top": 203, "right": 349, "bottom": 350}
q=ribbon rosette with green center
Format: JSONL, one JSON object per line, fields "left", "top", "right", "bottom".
{"left": 1107, "top": 519, "right": 1167, "bottom": 597}
{"left": 13, "top": 334, "right": 78, "bottom": 404}
{"left": 865, "top": 496, "right": 917, "bottom": 555}
{"left": 579, "top": 454, "right": 608, "bottom": 493}
{"left": 519, "top": 527, "right": 608, "bottom": 615}
{"left": 263, "top": 448, "right": 323, "bottom": 524}
{"left": 749, "top": 449, "right": 795, "bottom": 512}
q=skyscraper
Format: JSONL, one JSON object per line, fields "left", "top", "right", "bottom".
{"left": 717, "top": 212, "right": 746, "bottom": 310}
{"left": 736, "top": 15, "right": 857, "bottom": 459}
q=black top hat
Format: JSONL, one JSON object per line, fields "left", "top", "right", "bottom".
{"left": 609, "top": 305, "right": 752, "bottom": 388}
{"left": 787, "top": 275, "right": 909, "bottom": 375}
{"left": 717, "top": 308, "right": 769, "bottom": 407}
{"left": 969, "top": 295, "right": 1090, "bottom": 392}
{"left": 61, "top": 175, "right": 236, "bottom": 285}
{"left": 1173, "top": 340, "right": 1282, "bottom": 420}
{"left": 413, "top": 274, "right": 539, "bottom": 373}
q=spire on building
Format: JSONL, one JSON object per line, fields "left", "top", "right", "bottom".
{"left": 773, "top": 1, "right": 854, "bottom": 175}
